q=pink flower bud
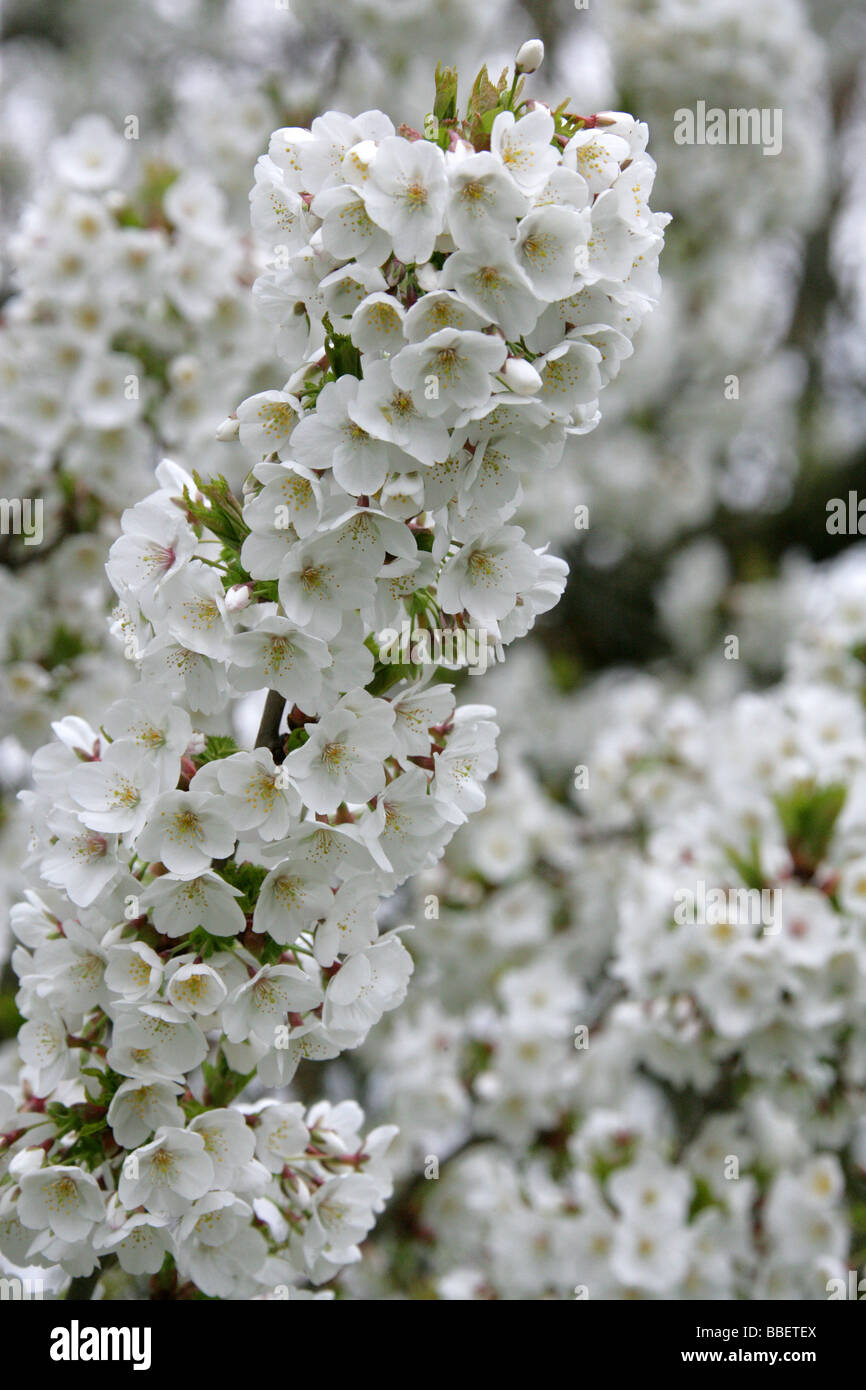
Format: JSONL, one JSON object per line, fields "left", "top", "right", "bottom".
{"left": 225, "top": 583, "right": 252, "bottom": 612}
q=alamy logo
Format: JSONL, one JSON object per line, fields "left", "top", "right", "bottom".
{"left": 378, "top": 620, "right": 503, "bottom": 676}
{"left": 674, "top": 882, "right": 781, "bottom": 935}
{"left": 827, "top": 1270, "right": 866, "bottom": 1299}
{"left": 673, "top": 102, "right": 783, "bottom": 157}
{"left": 0, "top": 1274, "right": 43, "bottom": 1299}
{"left": 826, "top": 492, "right": 866, "bottom": 535}
{"left": 49, "top": 1320, "right": 152, "bottom": 1371}
{"left": 0, "top": 497, "right": 43, "bottom": 546}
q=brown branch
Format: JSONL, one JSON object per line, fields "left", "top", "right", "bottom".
{"left": 255, "top": 689, "right": 286, "bottom": 761}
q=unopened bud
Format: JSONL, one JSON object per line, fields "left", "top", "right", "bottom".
{"left": 516, "top": 39, "right": 544, "bottom": 74}
{"left": 501, "top": 357, "right": 543, "bottom": 395}
{"left": 225, "top": 583, "right": 252, "bottom": 613}
{"left": 216, "top": 415, "right": 240, "bottom": 441}
{"left": 292, "top": 1176, "right": 312, "bottom": 1204}
{"left": 317, "top": 1129, "right": 350, "bottom": 1157}
{"left": 594, "top": 111, "right": 639, "bottom": 141}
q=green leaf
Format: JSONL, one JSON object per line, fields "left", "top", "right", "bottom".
{"left": 203, "top": 1049, "right": 257, "bottom": 1107}
{"left": 250, "top": 579, "right": 279, "bottom": 605}
{"left": 110, "top": 331, "right": 171, "bottom": 386}
{"left": 139, "top": 161, "right": 180, "bottom": 212}
{"left": 260, "top": 936, "right": 285, "bottom": 966}
{"left": 301, "top": 375, "right": 328, "bottom": 409}
{"left": 216, "top": 860, "right": 268, "bottom": 915}
{"left": 322, "top": 313, "right": 362, "bottom": 379}
{"left": 725, "top": 834, "right": 766, "bottom": 892}
{"left": 196, "top": 734, "right": 239, "bottom": 766}
{"left": 774, "top": 781, "right": 847, "bottom": 877}
{"left": 0, "top": 991, "right": 23, "bottom": 1041}
{"left": 592, "top": 1142, "right": 635, "bottom": 1185}
{"left": 433, "top": 62, "right": 459, "bottom": 123}
{"left": 219, "top": 551, "right": 252, "bottom": 592}
{"left": 284, "top": 726, "right": 309, "bottom": 754}
{"left": 480, "top": 107, "right": 505, "bottom": 135}
{"left": 465, "top": 65, "right": 503, "bottom": 147}
{"left": 180, "top": 474, "right": 249, "bottom": 549}
{"left": 688, "top": 1175, "right": 720, "bottom": 1221}
{"left": 114, "top": 205, "right": 145, "bottom": 229}
{"left": 187, "top": 925, "right": 231, "bottom": 959}
{"left": 366, "top": 659, "right": 421, "bottom": 697}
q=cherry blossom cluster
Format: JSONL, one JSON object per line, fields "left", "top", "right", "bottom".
{"left": 0, "top": 1078, "right": 396, "bottom": 1297}
{"left": 233, "top": 60, "right": 666, "bottom": 643}
{"left": 0, "top": 47, "right": 665, "bottom": 1298}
